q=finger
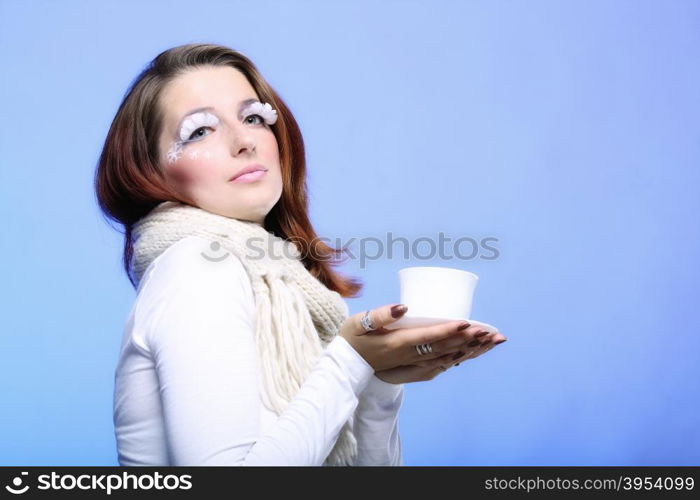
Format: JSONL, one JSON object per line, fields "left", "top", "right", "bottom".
{"left": 404, "top": 324, "right": 473, "bottom": 364}
{"left": 455, "top": 324, "right": 486, "bottom": 337}
{"left": 479, "top": 332, "right": 508, "bottom": 347}
{"left": 384, "top": 320, "right": 481, "bottom": 364}
{"left": 409, "top": 340, "right": 466, "bottom": 363}
{"left": 442, "top": 329, "right": 502, "bottom": 361}
{"left": 430, "top": 326, "right": 490, "bottom": 353}
{"left": 451, "top": 337, "right": 503, "bottom": 365}
{"left": 472, "top": 326, "right": 495, "bottom": 339}
{"left": 411, "top": 352, "right": 455, "bottom": 368}
{"left": 492, "top": 332, "right": 508, "bottom": 345}
{"left": 401, "top": 320, "right": 471, "bottom": 347}
{"left": 352, "top": 303, "right": 409, "bottom": 335}
{"left": 450, "top": 348, "right": 476, "bottom": 365}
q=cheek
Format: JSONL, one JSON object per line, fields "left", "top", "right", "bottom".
{"left": 166, "top": 162, "right": 199, "bottom": 187}
{"left": 263, "top": 134, "right": 280, "bottom": 157}
{"left": 166, "top": 148, "right": 223, "bottom": 186}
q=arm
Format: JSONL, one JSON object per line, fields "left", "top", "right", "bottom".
{"left": 352, "top": 375, "right": 404, "bottom": 465}
{"left": 143, "top": 237, "right": 375, "bottom": 465}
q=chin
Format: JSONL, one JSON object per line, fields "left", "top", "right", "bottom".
{"left": 227, "top": 203, "right": 276, "bottom": 224}
{"left": 198, "top": 186, "right": 281, "bottom": 222}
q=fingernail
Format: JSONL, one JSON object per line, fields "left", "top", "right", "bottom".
{"left": 457, "top": 322, "right": 471, "bottom": 331}
{"left": 467, "top": 339, "right": 480, "bottom": 347}
{"left": 494, "top": 339, "right": 507, "bottom": 345}
{"left": 474, "top": 330, "right": 489, "bottom": 338}
{"left": 451, "top": 351, "right": 464, "bottom": 360}
{"left": 390, "top": 304, "right": 408, "bottom": 318}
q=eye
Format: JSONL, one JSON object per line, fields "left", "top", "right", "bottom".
{"left": 179, "top": 111, "right": 219, "bottom": 142}
{"left": 188, "top": 126, "right": 212, "bottom": 141}
{"left": 245, "top": 114, "right": 265, "bottom": 125}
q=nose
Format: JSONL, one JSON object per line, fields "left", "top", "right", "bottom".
{"left": 228, "top": 125, "right": 256, "bottom": 156}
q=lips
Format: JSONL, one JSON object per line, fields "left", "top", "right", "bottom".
{"left": 230, "top": 164, "right": 267, "bottom": 182}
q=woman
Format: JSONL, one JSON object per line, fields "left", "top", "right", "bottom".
{"left": 96, "top": 43, "right": 507, "bottom": 466}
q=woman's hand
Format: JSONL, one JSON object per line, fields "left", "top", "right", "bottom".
{"left": 338, "top": 304, "right": 485, "bottom": 372}
{"left": 372, "top": 354, "right": 458, "bottom": 384}
{"left": 375, "top": 326, "right": 508, "bottom": 384}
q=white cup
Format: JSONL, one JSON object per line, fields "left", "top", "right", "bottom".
{"left": 398, "top": 266, "right": 479, "bottom": 321}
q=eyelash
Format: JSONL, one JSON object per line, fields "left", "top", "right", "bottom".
{"left": 185, "top": 114, "right": 265, "bottom": 142}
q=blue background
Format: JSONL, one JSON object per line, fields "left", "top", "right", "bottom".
{"left": 1, "top": 0, "right": 698, "bottom": 465}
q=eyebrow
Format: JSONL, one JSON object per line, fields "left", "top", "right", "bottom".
{"left": 174, "top": 98, "right": 260, "bottom": 135}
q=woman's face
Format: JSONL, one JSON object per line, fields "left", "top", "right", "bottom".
{"left": 157, "top": 65, "right": 283, "bottom": 224}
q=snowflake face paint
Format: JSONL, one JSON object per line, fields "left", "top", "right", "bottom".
{"left": 166, "top": 141, "right": 183, "bottom": 163}
{"left": 166, "top": 100, "right": 278, "bottom": 165}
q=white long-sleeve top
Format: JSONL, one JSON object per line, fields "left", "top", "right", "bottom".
{"left": 113, "top": 235, "right": 403, "bottom": 466}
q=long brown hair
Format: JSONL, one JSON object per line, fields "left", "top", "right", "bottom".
{"left": 94, "top": 43, "right": 362, "bottom": 297}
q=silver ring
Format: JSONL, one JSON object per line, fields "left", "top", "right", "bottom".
{"left": 360, "top": 310, "right": 376, "bottom": 332}
{"left": 415, "top": 343, "right": 433, "bottom": 356}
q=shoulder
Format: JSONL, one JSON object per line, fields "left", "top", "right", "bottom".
{"left": 134, "top": 235, "right": 256, "bottom": 346}
{"left": 141, "top": 235, "right": 252, "bottom": 296}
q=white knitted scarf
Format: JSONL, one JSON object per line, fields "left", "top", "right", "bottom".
{"left": 130, "top": 201, "right": 357, "bottom": 466}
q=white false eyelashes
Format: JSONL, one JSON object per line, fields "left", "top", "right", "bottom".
{"left": 179, "top": 111, "right": 221, "bottom": 142}
{"left": 166, "top": 100, "right": 278, "bottom": 164}
{"left": 245, "top": 101, "right": 278, "bottom": 126}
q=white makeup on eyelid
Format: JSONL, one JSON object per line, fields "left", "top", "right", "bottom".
{"left": 244, "top": 101, "right": 278, "bottom": 126}
{"left": 178, "top": 101, "right": 277, "bottom": 142}
{"left": 179, "top": 111, "right": 221, "bottom": 142}
{"left": 166, "top": 101, "right": 277, "bottom": 165}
